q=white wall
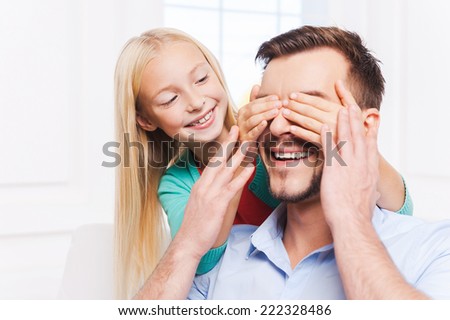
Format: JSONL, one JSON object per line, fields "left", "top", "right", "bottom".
{"left": 1, "top": 0, "right": 449, "bottom": 299}
{"left": 328, "top": 0, "right": 450, "bottom": 222}
{"left": 0, "top": 0, "right": 163, "bottom": 299}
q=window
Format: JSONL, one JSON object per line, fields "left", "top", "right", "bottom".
{"left": 164, "top": 0, "right": 329, "bottom": 106}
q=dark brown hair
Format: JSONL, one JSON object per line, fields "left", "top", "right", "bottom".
{"left": 256, "top": 26, "right": 385, "bottom": 110}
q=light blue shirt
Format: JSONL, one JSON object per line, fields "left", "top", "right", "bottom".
{"left": 189, "top": 205, "right": 450, "bottom": 299}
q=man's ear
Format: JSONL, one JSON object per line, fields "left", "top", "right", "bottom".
{"left": 136, "top": 112, "right": 158, "bottom": 132}
{"left": 361, "top": 108, "right": 380, "bottom": 133}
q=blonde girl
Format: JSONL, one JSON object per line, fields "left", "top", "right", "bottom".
{"left": 114, "top": 28, "right": 240, "bottom": 298}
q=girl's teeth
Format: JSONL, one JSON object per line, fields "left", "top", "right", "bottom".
{"left": 189, "top": 110, "right": 212, "bottom": 126}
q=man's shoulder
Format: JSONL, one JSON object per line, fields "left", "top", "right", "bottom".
{"left": 376, "top": 208, "right": 450, "bottom": 245}
{"left": 377, "top": 207, "right": 450, "bottom": 228}
{"left": 376, "top": 209, "right": 450, "bottom": 298}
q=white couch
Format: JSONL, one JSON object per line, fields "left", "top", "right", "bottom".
{"left": 58, "top": 224, "right": 114, "bottom": 299}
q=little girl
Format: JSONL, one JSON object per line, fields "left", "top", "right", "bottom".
{"left": 114, "top": 28, "right": 412, "bottom": 298}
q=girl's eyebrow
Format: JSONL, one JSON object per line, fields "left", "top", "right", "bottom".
{"left": 189, "top": 62, "right": 209, "bottom": 76}
{"left": 152, "top": 62, "right": 209, "bottom": 98}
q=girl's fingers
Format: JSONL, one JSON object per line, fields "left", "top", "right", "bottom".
{"left": 285, "top": 100, "right": 328, "bottom": 123}
{"left": 238, "top": 100, "right": 280, "bottom": 141}
{"left": 252, "top": 98, "right": 281, "bottom": 113}
{"left": 238, "top": 99, "right": 280, "bottom": 131}
{"left": 282, "top": 108, "right": 323, "bottom": 134}
{"left": 245, "top": 108, "right": 278, "bottom": 130}
{"left": 240, "top": 96, "right": 280, "bottom": 115}
{"left": 289, "top": 125, "right": 321, "bottom": 146}
{"left": 249, "top": 85, "right": 260, "bottom": 102}
{"left": 289, "top": 92, "right": 334, "bottom": 112}
{"left": 245, "top": 120, "right": 268, "bottom": 141}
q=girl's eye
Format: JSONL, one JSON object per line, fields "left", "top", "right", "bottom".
{"left": 196, "top": 74, "right": 208, "bottom": 84}
{"left": 161, "top": 95, "right": 177, "bottom": 107}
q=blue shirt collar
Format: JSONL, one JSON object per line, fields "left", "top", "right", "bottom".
{"left": 247, "top": 203, "right": 286, "bottom": 258}
{"left": 247, "top": 204, "right": 387, "bottom": 261}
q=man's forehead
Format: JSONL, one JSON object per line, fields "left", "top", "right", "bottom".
{"left": 257, "top": 48, "right": 348, "bottom": 101}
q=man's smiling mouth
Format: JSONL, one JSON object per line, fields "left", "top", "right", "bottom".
{"left": 265, "top": 138, "right": 319, "bottom": 166}
{"left": 272, "top": 151, "right": 310, "bottom": 161}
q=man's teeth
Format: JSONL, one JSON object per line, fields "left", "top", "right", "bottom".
{"left": 273, "top": 152, "right": 309, "bottom": 160}
{"left": 188, "top": 110, "right": 212, "bottom": 127}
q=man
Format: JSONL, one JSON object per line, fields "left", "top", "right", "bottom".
{"left": 136, "top": 26, "right": 450, "bottom": 299}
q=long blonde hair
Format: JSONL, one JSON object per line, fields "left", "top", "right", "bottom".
{"left": 114, "top": 28, "right": 236, "bottom": 299}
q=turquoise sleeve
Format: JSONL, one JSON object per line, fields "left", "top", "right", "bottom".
{"left": 158, "top": 167, "right": 226, "bottom": 275}
{"left": 158, "top": 169, "right": 191, "bottom": 239}
{"left": 395, "top": 176, "right": 414, "bottom": 216}
{"left": 195, "top": 242, "right": 227, "bottom": 275}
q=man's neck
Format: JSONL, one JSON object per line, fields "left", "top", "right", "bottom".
{"left": 283, "top": 198, "right": 333, "bottom": 269}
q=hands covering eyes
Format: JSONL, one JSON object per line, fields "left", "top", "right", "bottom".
{"left": 237, "top": 81, "right": 359, "bottom": 146}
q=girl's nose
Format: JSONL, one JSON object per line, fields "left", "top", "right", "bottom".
{"left": 187, "top": 95, "right": 205, "bottom": 112}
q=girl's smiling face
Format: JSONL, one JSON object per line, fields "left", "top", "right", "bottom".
{"left": 137, "top": 41, "right": 229, "bottom": 145}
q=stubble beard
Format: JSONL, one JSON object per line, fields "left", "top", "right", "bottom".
{"left": 268, "top": 168, "right": 323, "bottom": 203}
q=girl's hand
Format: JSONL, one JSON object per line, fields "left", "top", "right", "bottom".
{"left": 283, "top": 81, "right": 355, "bottom": 145}
{"left": 237, "top": 85, "right": 281, "bottom": 142}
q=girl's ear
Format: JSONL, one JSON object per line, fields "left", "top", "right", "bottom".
{"left": 136, "top": 112, "right": 158, "bottom": 132}
{"left": 361, "top": 108, "right": 380, "bottom": 133}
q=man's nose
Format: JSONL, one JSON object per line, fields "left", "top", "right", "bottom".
{"left": 269, "top": 109, "right": 292, "bottom": 137}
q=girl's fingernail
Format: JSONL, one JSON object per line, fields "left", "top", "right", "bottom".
{"left": 290, "top": 93, "right": 297, "bottom": 99}
{"left": 282, "top": 108, "right": 290, "bottom": 115}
